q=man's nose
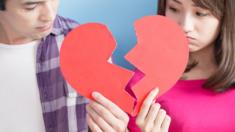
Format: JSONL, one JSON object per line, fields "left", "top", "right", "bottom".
{"left": 39, "top": 2, "right": 54, "bottom": 22}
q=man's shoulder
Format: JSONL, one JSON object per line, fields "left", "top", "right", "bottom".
{"left": 52, "top": 15, "right": 80, "bottom": 35}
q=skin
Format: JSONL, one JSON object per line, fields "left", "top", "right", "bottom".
{"left": 0, "top": 0, "right": 59, "bottom": 44}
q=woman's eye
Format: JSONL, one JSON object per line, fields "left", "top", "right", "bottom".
{"left": 195, "top": 11, "right": 208, "bottom": 17}
{"left": 169, "top": 6, "right": 179, "bottom": 13}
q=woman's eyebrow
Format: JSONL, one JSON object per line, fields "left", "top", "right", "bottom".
{"left": 172, "top": 0, "right": 182, "bottom": 5}
{"left": 171, "top": 0, "right": 198, "bottom": 7}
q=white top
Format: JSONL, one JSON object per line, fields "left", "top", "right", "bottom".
{"left": 0, "top": 41, "right": 46, "bottom": 132}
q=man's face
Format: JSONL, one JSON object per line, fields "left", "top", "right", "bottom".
{"left": 0, "top": 0, "right": 59, "bottom": 43}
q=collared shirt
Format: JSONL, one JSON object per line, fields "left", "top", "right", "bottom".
{"left": 36, "top": 15, "right": 88, "bottom": 132}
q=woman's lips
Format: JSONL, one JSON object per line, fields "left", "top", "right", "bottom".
{"left": 186, "top": 36, "right": 195, "bottom": 39}
{"left": 186, "top": 36, "right": 196, "bottom": 42}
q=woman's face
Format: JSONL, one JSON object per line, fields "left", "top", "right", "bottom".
{"left": 165, "top": 0, "right": 220, "bottom": 52}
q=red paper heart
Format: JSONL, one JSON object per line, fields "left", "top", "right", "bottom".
{"left": 60, "top": 23, "right": 135, "bottom": 114}
{"left": 60, "top": 15, "right": 189, "bottom": 115}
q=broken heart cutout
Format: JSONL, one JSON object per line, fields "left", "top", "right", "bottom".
{"left": 60, "top": 15, "right": 189, "bottom": 116}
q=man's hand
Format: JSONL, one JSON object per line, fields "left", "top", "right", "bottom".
{"left": 86, "top": 92, "right": 129, "bottom": 132}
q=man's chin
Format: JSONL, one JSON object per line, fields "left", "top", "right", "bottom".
{"left": 33, "top": 31, "right": 52, "bottom": 40}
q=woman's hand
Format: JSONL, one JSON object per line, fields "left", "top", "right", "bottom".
{"left": 136, "top": 88, "right": 171, "bottom": 132}
{"left": 86, "top": 92, "right": 129, "bottom": 132}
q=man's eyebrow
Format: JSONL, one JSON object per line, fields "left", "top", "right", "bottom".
{"left": 21, "top": 0, "right": 44, "bottom": 5}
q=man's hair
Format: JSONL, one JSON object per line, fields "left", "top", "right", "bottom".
{"left": 0, "top": 0, "right": 5, "bottom": 10}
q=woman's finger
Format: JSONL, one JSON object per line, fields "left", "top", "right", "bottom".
{"left": 161, "top": 115, "right": 171, "bottom": 132}
{"left": 153, "top": 109, "right": 167, "bottom": 129}
{"left": 137, "top": 88, "right": 159, "bottom": 121}
{"left": 145, "top": 103, "right": 161, "bottom": 128}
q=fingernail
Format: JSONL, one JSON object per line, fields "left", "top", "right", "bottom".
{"left": 92, "top": 91, "right": 99, "bottom": 98}
{"left": 153, "top": 87, "right": 159, "bottom": 93}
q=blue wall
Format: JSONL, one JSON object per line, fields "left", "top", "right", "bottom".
{"left": 58, "top": 0, "right": 158, "bottom": 70}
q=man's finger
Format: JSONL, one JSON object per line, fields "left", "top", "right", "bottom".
{"left": 86, "top": 105, "right": 114, "bottom": 132}
{"left": 91, "top": 91, "right": 128, "bottom": 121}
{"left": 87, "top": 114, "right": 103, "bottom": 132}
{"left": 88, "top": 100, "right": 121, "bottom": 129}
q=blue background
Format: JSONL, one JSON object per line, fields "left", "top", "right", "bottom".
{"left": 58, "top": 0, "right": 158, "bottom": 69}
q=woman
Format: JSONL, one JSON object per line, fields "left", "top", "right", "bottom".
{"left": 87, "top": 0, "right": 235, "bottom": 131}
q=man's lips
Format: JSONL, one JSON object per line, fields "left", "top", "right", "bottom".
{"left": 36, "top": 24, "right": 52, "bottom": 31}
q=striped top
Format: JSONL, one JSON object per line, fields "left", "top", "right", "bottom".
{"left": 36, "top": 15, "right": 88, "bottom": 132}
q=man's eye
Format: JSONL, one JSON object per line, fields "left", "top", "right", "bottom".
{"left": 24, "top": 4, "right": 37, "bottom": 10}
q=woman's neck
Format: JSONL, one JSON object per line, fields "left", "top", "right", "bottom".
{"left": 183, "top": 44, "right": 218, "bottom": 80}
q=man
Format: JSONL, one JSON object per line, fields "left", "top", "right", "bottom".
{"left": 0, "top": 0, "right": 88, "bottom": 131}
{"left": 0, "top": 0, "right": 170, "bottom": 132}
{"left": 0, "top": 0, "right": 133, "bottom": 132}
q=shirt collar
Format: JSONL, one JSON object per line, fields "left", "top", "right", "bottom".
{"left": 50, "top": 15, "right": 64, "bottom": 36}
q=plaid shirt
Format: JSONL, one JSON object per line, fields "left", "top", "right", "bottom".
{"left": 36, "top": 15, "right": 88, "bottom": 132}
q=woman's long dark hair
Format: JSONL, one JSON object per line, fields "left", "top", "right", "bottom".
{"left": 158, "top": 0, "right": 235, "bottom": 92}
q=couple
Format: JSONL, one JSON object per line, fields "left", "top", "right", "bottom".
{"left": 1, "top": 0, "right": 235, "bottom": 132}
